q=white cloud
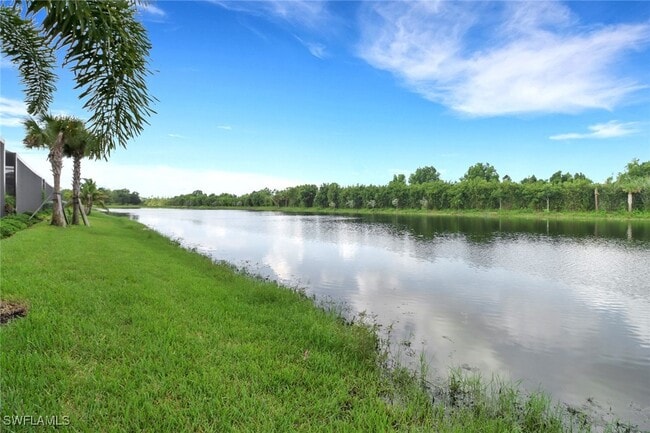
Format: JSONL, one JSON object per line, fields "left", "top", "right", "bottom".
{"left": 357, "top": 1, "right": 650, "bottom": 116}
{"left": 212, "top": 0, "right": 329, "bottom": 30}
{"left": 212, "top": 0, "right": 332, "bottom": 57}
{"left": 50, "top": 109, "right": 79, "bottom": 119}
{"left": 17, "top": 154, "right": 303, "bottom": 198}
{"left": 0, "top": 97, "right": 84, "bottom": 128}
{"left": 295, "top": 36, "right": 328, "bottom": 59}
{"left": 138, "top": 3, "right": 166, "bottom": 18}
{"left": 265, "top": 0, "right": 328, "bottom": 29}
{"left": 0, "top": 97, "right": 27, "bottom": 128}
{"left": 168, "top": 133, "right": 185, "bottom": 139}
{"left": 217, "top": 125, "right": 232, "bottom": 131}
{"left": 549, "top": 120, "right": 642, "bottom": 140}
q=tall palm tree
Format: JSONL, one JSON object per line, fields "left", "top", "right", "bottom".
{"left": 1, "top": 0, "right": 155, "bottom": 156}
{"left": 64, "top": 128, "right": 99, "bottom": 225}
{"left": 23, "top": 115, "right": 85, "bottom": 227}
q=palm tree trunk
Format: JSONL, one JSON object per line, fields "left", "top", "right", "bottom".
{"left": 71, "top": 154, "right": 81, "bottom": 224}
{"left": 50, "top": 132, "right": 66, "bottom": 227}
{"left": 628, "top": 191, "right": 633, "bottom": 213}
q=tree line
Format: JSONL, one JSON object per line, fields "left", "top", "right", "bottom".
{"left": 61, "top": 182, "right": 142, "bottom": 209}
{"left": 145, "top": 160, "right": 650, "bottom": 213}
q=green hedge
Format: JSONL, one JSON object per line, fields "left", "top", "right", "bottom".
{"left": 0, "top": 213, "right": 47, "bottom": 239}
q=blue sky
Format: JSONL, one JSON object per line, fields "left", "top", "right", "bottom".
{"left": 1, "top": 0, "right": 649, "bottom": 197}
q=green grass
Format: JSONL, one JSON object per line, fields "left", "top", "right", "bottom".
{"left": 144, "top": 205, "right": 650, "bottom": 221}
{"left": 0, "top": 213, "right": 613, "bottom": 432}
{"left": 268, "top": 206, "right": 650, "bottom": 221}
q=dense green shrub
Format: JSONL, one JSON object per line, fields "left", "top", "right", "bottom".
{"left": 0, "top": 224, "right": 16, "bottom": 238}
{"left": 0, "top": 212, "right": 47, "bottom": 239}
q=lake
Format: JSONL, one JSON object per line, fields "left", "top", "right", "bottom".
{"left": 113, "top": 208, "right": 650, "bottom": 429}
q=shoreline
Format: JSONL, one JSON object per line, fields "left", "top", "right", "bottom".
{"left": 110, "top": 204, "right": 650, "bottom": 222}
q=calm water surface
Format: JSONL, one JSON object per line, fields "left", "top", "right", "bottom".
{"left": 115, "top": 208, "right": 650, "bottom": 429}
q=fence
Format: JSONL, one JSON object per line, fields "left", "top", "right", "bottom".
{"left": 1, "top": 138, "right": 53, "bottom": 217}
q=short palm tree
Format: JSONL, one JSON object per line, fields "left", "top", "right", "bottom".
{"left": 23, "top": 115, "right": 85, "bottom": 226}
{"left": 619, "top": 177, "right": 645, "bottom": 213}
{"left": 80, "top": 179, "right": 108, "bottom": 215}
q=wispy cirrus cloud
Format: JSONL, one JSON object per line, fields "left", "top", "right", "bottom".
{"left": 294, "top": 35, "right": 327, "bottom": 59}
{"left": 211, "top": 0, "right": 330, "bottom": 30}
{"left": 0, "top": 97, "right": 82, "bottom": 127}
{"left": 138, "top": 3, "right": 166, "bottom": 19}
{"left": 549, "top": 121, "right": 642, "bottom": 140}
{"left": 217, "top": 125, "right": 232, "bottom": 131}
{"left": 0, "top": 97, "right": 27, "bottom": 127}
{"left": 357, "top": 1, "right": 650, "bottom": 116}
{"left": 211, "top": 0, "right": 334, "bottom": 58}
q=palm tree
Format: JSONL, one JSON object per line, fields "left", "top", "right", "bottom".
{"left": 80, "top": 179, "right": 108, "bottom": 215}
{"left": 1, "top": 1, "right": 155, "bottom": 156}
{"left": 616, "top": 160, "right": 650, "bottom": 213}
{"left": 23, "top": 115, "right": 85, "bottom": 226}
{"left": 619, "top": 177, "right": 645, "bottom": 213}
{"left": 64, "top": 128, "right": 98, "bottom": 225}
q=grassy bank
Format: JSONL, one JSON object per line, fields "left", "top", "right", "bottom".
{"left": 140, "top": 205, "right": 650, "bottom": 222}
{"left": 1, "top": 214, "right": 613, "bottom": 432}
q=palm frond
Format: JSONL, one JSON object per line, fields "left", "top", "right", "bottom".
{"left": 0, "top": 6, "right": 56, "bottom": 115}
{"left": 22, "top": 116, "right": 49, "bottom": 149}
{"left": 29, "top": 0, "right": 156, "bottom": 157}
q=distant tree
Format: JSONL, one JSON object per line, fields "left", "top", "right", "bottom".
{"left": 130, "top": 191, "right": 142, "bottom": 205}
{"left": 314, "top": 184, "right": 330, "bottom": 208}
{"left": 540, "top": 183, "right": 561, "bottom": 212}
{"left": 110, "top": 188, "right": 141, "bottom": 205}
{"left": 326, "top": 183, "right": 341, "bottom": 208}
{"left": 341, "top": 185, "right": 363, "bottom": 209}
{"left": 623, "top": 159, "right": 650, "bottom": 178}
{"left": 298, "top": 184, "right": 318, "bottom": 208}
{"left": 549, "top": 170, "right": 573, "bottom": 184}
{"left": 617, "top": 159, "right": 650, "bottom": 212}
{"left": 186, "top": 190, "right": 208, "bottom": 206}
{"left": 573, "top": 172, "right": 592, "bottom": 183}
{"left": 462, "top": 163, "right": 499, "bottom": 182}
{"left": 248, "top": 189, "right": 273, "bottom": 207}
{"left": 408, "top": 166, "right": 440, "bottom": 184}
{"left": 388, "top": 174, "right": 408, "bottom": 206}
{"left": 521, "top": 175, "right": 538, "bottom": 184}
